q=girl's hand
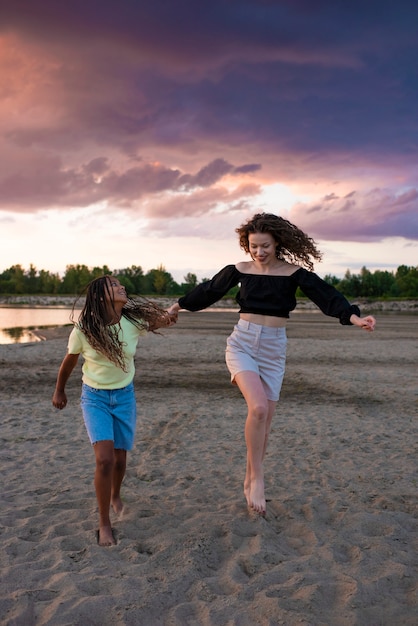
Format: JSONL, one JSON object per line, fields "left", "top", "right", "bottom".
{"left": 52, "top": 390, "right": 68, "bottom": 410}
{"left": 167, "top": 311, "right": 178, "bottom": 325}
{"left": 149, "top": 310, "right": 177, "bottom": 331}
{"left": 161, "top": 311, "right": 177, "bottom": 327}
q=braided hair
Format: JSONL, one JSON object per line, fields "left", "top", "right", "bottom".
{"left": 236, "top": 213, "right": 322, "bottom": 271}
{"left": 71, "top": 276, "right": 171, "bottom": 371}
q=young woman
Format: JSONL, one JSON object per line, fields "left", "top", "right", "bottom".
{"left": 52, "top": 275, "right": 175, "bottom": 546}
{"left": 168, "top": 213, "right": 376, "bottom": 516}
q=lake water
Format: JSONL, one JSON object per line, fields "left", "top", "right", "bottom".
{"left": 0, "top": 307, "right": 81, "bottom": 344}
{"left": 0, "top": 306, "right": 235, "bottom": 344}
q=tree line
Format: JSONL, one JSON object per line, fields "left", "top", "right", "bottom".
{"left": 0, "top": 264, "right": 200, "bottom": 297}
{"left": 0, "top": 263, "right": 417, "bottom": 299}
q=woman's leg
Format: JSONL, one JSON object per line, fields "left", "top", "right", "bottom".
{"left": 111, "top": 448, "right": 127, "bottom": 515}
{"left": 263, "top": 399, "right": 277, "bottom": 461}
{"left": 93, "top": 440, "right": 117, "bottom": 546}
{"left": 234, "top": 371, "right": 277, "bottom": 514}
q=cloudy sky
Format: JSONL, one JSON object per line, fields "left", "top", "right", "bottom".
{"left": 1, "top": 0, "right": 417, "bottom": 282}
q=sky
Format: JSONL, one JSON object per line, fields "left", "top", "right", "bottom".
{"left": 0, "top": 0, "right": 417, "bottom": 283}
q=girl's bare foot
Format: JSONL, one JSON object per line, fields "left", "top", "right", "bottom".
{"left": 111, "top": 496, "right": 124, "bottom": 516}
{"left": 97, "top": 525, "right": 116, "bottom": 547}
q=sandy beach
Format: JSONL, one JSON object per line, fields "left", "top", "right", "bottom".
{"left": 0, "top": 311, "right": 417, "bottom": 625}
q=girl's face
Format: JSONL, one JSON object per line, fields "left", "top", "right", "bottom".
{"left": 105, "top": 277, "right": 128, "bottom": 306}
{"left": 248, "top": 232, "right": 277, "bottom": 264}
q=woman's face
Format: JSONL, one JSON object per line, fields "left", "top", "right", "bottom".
{"left": 248, "top": 232, "right": 277, "bottom": 264}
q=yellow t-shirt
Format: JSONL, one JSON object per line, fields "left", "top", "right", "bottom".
{"left": 68, "top": 316, "right": 147, "bottom": 389}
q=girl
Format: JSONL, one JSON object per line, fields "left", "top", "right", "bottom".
{"left": 168, "top": 213, "right": 376, "bottom": 515}
{"left": 52, "top": 275, "right": 175, "bottom": 546}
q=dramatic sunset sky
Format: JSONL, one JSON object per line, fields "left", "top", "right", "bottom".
{"left": 1, "top": 1, "right": 417, "bottom": 282}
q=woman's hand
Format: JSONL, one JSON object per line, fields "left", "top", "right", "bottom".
{"left": 350, "top": 314, "right": 376, "bottom": 332}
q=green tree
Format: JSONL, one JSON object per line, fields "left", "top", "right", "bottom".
{"left": 60, "top": 265, "right": 93, "bottom": 294}
{"left": 115, "top": 265, "right": 145, "bottom": 294}
{"left": 142, "top": 265, "right": 176, "bottom": 294}
{"left": 153, "top": 265, "right": 174, "bottom": 294}
{"left": 372, "top": 270, "right": 397, "bottom": 297}
{"left": 1, "top": 262, "right": 417, "bottom": 298}
{"left": 91, "top": 266, "right": 112, "bottom": 280}
{"left": 38, "top": 269, "right": 61, "bottom": 294}
{"left": 0, "top": 265, "right": 26, "bottom": 294}
{"left": 359, "top": 267, "right": 375, "bottom": 297}
{"left": 25, "top": 264, "right": 38, "bottom": 294}
{"left": 323, "top": 274, "right": 340, "bottom": 287}
{"left": 182, "top": 272, "right": 198, "bottom": 294}
{"left": 337, "top": 269, "right": 362, "bottom": 297}
{"left": 395, "top": 265, "right": 418, "bottom": 297}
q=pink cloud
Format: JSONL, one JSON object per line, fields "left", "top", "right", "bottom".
{"left": 0, "top": 154, "right": 260, "bottom": 212}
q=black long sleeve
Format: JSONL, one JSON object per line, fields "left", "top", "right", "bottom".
{"left": 295, "top": 269, "right": 360, "bottom": 324}
{"left": 178, "top": 265, "right": 240, "bottom": 311}
{"left": 178, "top": 264, "right": 360, "bottom": 324}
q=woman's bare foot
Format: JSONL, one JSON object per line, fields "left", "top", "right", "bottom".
{"left": 244, "top": 456, "right": 252, "bottom": 506}
{"left": 97, "top": 525, "right": 116, "bottom": 547}
{"left": 243, "top": 477, "right": 251, "bottom": 506}
{"left": 249, "top": 478, "right": 266, "bottom": 515}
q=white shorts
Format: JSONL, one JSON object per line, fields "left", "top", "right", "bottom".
{"left": 225, "top": 319, "right": 287, "bottom": 401}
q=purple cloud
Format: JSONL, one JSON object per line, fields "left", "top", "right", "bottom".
{"left": 0, "top": 0, "right": 417, "bottom": 246}
{"left": 0, "top": 155, "right": 260, "bottom": 211}
{"left": 290, "top": 188, "right": 418, "bottom": 241}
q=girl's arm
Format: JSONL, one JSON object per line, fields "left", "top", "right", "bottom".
{"left": 349, "top": 314, "right": 376, "bottom": 332}
{"left": 52, "top": 353, "right": 80, "bottom": 409}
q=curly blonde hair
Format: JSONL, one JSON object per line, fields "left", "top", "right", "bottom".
{"left": 236, "top": 213, "right": 322, "bottom": 271}
{"left": 71, "top": 276, "right": 170, "bottom": 371}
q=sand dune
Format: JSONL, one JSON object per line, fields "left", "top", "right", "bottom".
{"left": 0, "top": 312, "right": 417, "bottom": 625}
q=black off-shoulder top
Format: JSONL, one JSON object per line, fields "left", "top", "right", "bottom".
{"left": 178, "top": 264, "right": 360, "bottom": 325}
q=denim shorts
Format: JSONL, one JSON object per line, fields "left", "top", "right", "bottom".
{"left": 80, "top": 381, "right": 137, "bottom": 450}
{"left": 225, "top": 319, "right": 287, "bottom": 401}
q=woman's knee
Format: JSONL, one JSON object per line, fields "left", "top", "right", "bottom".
{"left": 248, "top": 402, "right": 269, "bottom": 423}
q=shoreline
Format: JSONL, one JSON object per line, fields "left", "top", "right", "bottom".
{"left": 1, "top": 294, "right": 417, "bottom": 313}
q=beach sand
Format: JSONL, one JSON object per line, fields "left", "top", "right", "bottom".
{"left": 0, "top": 312, "right": 417, "bottom": 625}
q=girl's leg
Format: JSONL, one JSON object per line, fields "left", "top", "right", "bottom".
{"left": 93, "top": 440, "right": 117, "bottom": 546}
{"left": 111, "top": 448, "right": 127, "bottom": 515}
{"left": 234, "top": 371, "right": 277, "bottom": 514}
